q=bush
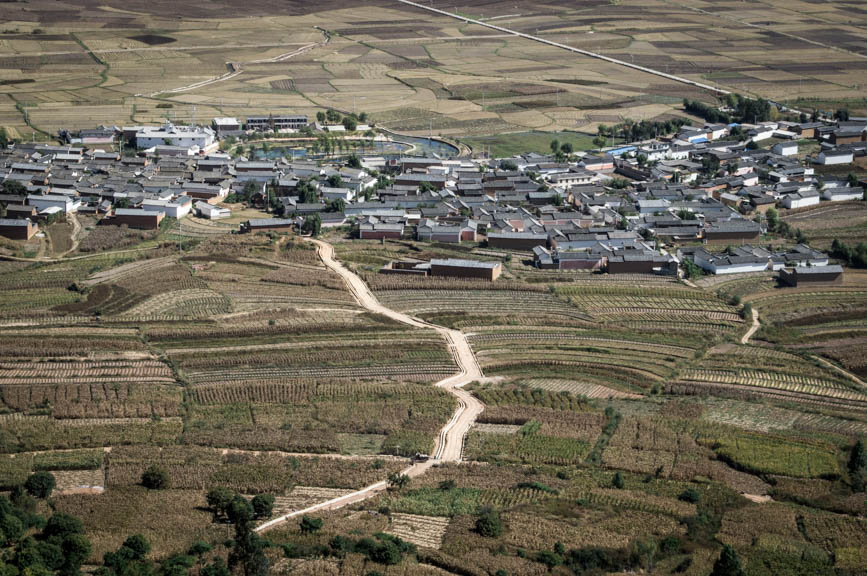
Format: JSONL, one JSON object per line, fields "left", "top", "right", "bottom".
{"left": 299, "top": 515, "right": 323, "bottom": 534}
{"left": 141, "top": 465, "right": 170, "bottom": 490}
{"left": 612, "top": 472, "right": 625, "bottom": 489}
{"left": 24, "top": 471, "right": 56, "bottom": 499}
{"left": 679, "top": 488, "right": 701, "bottom": 503}
{"left": 475, "top": 507, "right": 503, "bottom": 537}
{"left": 536, "top": 550, "right": 563, "bottom": 569}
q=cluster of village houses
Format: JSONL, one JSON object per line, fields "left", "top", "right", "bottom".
{"left": 0, "top": 113, "right": 864, "bottom": 284}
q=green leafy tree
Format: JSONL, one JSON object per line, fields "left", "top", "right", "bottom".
{"left": 549, "top": 139, "right": 560, "bottom": 154}
{"left": 303, "top": 213, "right": 321, "bottom": 237}
{"left": 386, "top": 472, "right": 410, "bottom": 491}
{"left": 765, "top": 207, "right": 779, "bottom": 232}
{"left": 141, "top": 465, "right": 170, "bottom": 490}
{"left": 251, "top": 494, "right": 275, "bottom": 519}
{"left": 711, "top": 545, "right": 746, "bottom": 576}
{"left": 24, "top": 471, "right": 56, "bottom": 499}
{"left": 342, "top": 117, "right": 358, "bottom": 131}
{"left": 206, "top": 487, "right": 235, "bottom": 520}
{"left": 612, "top": 472, "right": 625, "bottom": 489}
{"left": 316, "top": 111, "right": 326, "bottom": 123}
{"left": 347, "top": 154, "right": 362, "bottom": 169}
{"left": 60, "top": 533, "right": 91, "bottom": 576}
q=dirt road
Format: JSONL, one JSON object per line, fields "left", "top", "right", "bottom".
{"left": 256, "top": 238, "right": 484, "bottom": 532}
{"left": 741, "top": 307, "right": 760, "bottom": 344}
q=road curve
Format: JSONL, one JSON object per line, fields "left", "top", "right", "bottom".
{"left": 256, "top": 238, "right": 484, "bottom": 532}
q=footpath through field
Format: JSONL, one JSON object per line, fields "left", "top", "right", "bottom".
{"left": 256, "top": 238, "right": 485, "bottom": 532}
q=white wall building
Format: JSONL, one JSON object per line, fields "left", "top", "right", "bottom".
{"left": 772, "top": 142, "right": 798, "bottom": 157}
{"left": 140, "top": 195, "right": 193, "bottom": 219}
{"left": 195, "top": 201, "right": 231, "bottom": 220}
{"left": 136, "top": 122, "right": 216, "bottom": 151}
{"left": 816, "top": 150, "right": 854, "bottom": 165}
{"left": 27, "top": 194, "right": 80, "bottom": 213}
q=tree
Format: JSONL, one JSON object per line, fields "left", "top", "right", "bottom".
{"left": 2, "top": 179, "right": 26, "bottom": 196}
{"left": 612, "top": 472, "right": 625, "bottom": 489}
{"left": 300, "top": 515, "right": 323, "bottom": 534}
{"left": 766, "top": 207, "right": 779, "bottom": 232}
{"left": 141, "top": 465, "right": 170, "bottom": 490}
{"left": 24, "top": 471, "right": 56, "bottom": 499}
{"left": 226, "top": 495, "right": 254, "bottom": 527}
{"left": 326, "top": 109, "right": 341, "bottom": 123}
{"left": 500, "top": 159, "right": 518, "bottom": 171}
{"left": 303, "top": 213, "right": 321, "bottom": 237}
{"left": 550, "top": 139, "right": 560, "bottom": 154}
{"left": 834, "top": 108, "right": 850, "bottom": 121}
{"left": 60, "top": 533, "right": 91, "bottom": 576}
{"left": 0, "top": 127, "right": 8, "bottom": 149}
{"left": 43, "top": 512, "right": 83, "bottom": 539}
{"left": 560, "top": 142, "right": 573, "bottom": 155}
{"left": 123, "top": 534, "right": 150, "bottom": 560}
{"left": 711, "top": 544, "right": 746, "bottom": 576}
{"left": 316, "top": 111, "right": 326, "bottom": 123}
{"left": 475, "top": 507, "right": 503, "bottom": 537}
{"left": 206, "top": 487, "right": 235, "bottom": 519}
{"left": 386, "top": 472, "right": 410, "bottom": 491}
{"left": 850, "top": 438, "right": 866, "bottom": 491}
{"left": 347, "top": 154, "right": 362, "bottom": 169}
{"left": 327, "top": 174, "right": 343, "bottom": 188}
{"left": 342, "top": 117, "right": 358, "bottom": 131}
{"left": 251, "top": 494, "right": 275, "bottom": 519}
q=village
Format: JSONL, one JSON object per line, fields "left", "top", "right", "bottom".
{"left": 1, "top": 109, "right": 865, "bottom": 287}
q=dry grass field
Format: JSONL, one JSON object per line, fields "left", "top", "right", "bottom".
{"left": 2, "top": 0, "right": 864, "bottom": 145}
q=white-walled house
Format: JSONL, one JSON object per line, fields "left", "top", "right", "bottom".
{"left": 140, "top": 195, "right": 193, "bottom": 219}
{"left": 136, "top": 122, "right": 216, "bottom": 150}
{"left": 781, "top": 190, "right": 820, "bottom": 209}
{"left": 195, "top": 201, "right": 231, "bottom": 220}
{"left": 27, "top": 194, "right": 80, "bottom": 213}
{"left": 693, "top": 249, "right": 768, "bottom": 274}
{"left": 772, "top": 142, "right": 798, "bottom": 157}
{"left": 822, "top": 186, "right": 863, "bottom": 202}
{"left": 816, "top": 150, "right": 854, "bottom": 165}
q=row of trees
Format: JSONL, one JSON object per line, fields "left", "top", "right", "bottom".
{"left": 831, "top": 239, "right": 867, "bottom": 269}
{"left": 594, "top": 118, "right": 689, "bottom": 148}
{"left": 684, "top": 95, "right": 773, "bottom": 125}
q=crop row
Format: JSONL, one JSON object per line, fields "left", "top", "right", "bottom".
{"left": 467, "top": 332, "right": 697, "bottom": 357}
{"left": 185, "top": 363, "right": 458, "bottom": 384}
{"left": 188, "top": 381, "right": 442, "bottom": 405}
{"left": 680, "top": 369, "right": 858, "bottom": 393}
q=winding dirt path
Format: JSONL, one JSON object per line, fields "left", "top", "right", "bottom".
{"left": 256, "top": 238, "right": 484, "bottom": 532}
{"left": 741, "top": 307, "right": 760, "bottom": 344}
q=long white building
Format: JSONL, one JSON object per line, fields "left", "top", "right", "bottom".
{"left": 136, "top": 122, "right": 216, "bottom": 151}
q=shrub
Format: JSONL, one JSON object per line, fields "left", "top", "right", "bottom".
{"left": 679, "top": 488, "right": 701, "bottom": 503}
{"left": 536, "top": 550, "right": 563, "bottom": 569}
{"left": 612, "top": 472, "right": 625, "bottom": 489}
{"left": 475, "top": 507, "right": 503, "bottom": 537}
{"left": 24, "top": 471, "right": 56, "bottom": 499}
{"left": 141, "top": 465, "right": 170, "bottom": 490}
{"left": 299, "top": 515, "right": 323, "bottom": 534}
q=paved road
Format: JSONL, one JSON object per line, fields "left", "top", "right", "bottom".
{"left": 256, "top": 238, "right": 484, "bottom": 532}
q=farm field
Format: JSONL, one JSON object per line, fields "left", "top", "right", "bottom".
{"left": 1, "top": 0, "right": 864, "bottom": 142}
{"left": 0, "top": 226, "right": 865, "bottom": 574}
